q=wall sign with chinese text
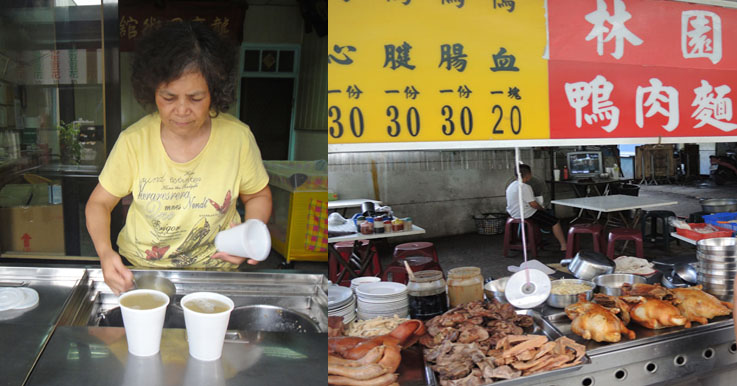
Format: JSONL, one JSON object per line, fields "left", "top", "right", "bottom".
{"left": 548, "top": 0, "right": 737, "bottom": 139}
{"left": 328, "top": 0, "right": 549, "bottom": 144}
{"left": 119, "top": 1, "right": 245, "bottom": 51}
{"left": 330, "top": 0, "right": 737, "bottom": 152}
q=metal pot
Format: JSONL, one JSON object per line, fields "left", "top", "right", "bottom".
{"left": 546, "top": 279, "right": 595, "bottom": 308}
{"left": 594, "top": 273, "right": 647, "bottom": 296}
{"left": 700, "top": 198, "right": 737, "bottom": 213}
{"left": 483, "top": 277, "right": 509, "bottom": 304}
{"left": 227, "top": 305, "right": 320, "bottom": 333}
{"left": 661, "top": 270, "right": 690, "bottom": 289}
{"left": 560, "top": 250, "right": 615, "bottom": 281}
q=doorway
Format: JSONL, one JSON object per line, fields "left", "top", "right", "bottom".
{"left": 238, "top": 45, "right": 300, "bottom": 160}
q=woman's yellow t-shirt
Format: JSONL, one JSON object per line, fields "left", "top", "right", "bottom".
{"left": 98, "top": 113, "right": 269, "bottom": 269}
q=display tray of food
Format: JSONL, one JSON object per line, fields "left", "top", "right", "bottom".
{"left": 545, "top": 283, "right": 734, "bottom": 356}
{"left": 421, "top": 300, "right": 591, "bottom": 386}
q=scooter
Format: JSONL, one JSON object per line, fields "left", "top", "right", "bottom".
{"left": 709, "top": 152, "right": 737, "bottom": 185}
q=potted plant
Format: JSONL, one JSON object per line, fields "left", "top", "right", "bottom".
{"left": 57, "top": 120, "right": 81, "bottom": 165}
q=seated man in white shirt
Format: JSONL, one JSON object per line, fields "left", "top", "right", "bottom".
{"left": 506, "top": 164, "right": 567, "bottom": 252}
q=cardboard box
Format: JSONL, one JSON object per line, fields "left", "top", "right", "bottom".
{"left": 0, "top": 205, "right": 65, "bottom": 253}
{"left": 0, "top": 184, "right": 32, "bottom": 207}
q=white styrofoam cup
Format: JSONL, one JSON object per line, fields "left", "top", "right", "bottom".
{"left": 119, "top": 289, "right": 169, "bottom": 356}
{"left": 181, "top": 292, "right": 235, "bottom": 361}
{"left": 214, "top": 219, "right": 271, "bottom": 261}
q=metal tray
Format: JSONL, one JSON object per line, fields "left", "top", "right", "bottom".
{"left": 545, "top": 310, "right": 734, "bottom": 356}
{"left": 424, "top": 309, "right": 591, "bottom": 386}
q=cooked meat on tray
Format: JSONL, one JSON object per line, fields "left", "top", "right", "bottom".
{"left": 670, "top": 286, "right": 733, "bottom": 325}
{"left": 565, "top": 295, "right": 635, "bottom": 343}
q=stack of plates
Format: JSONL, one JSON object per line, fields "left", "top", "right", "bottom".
{"left": 355, "top": 282, "right": 409, "bottom": 320}
{"left": 328, "top": 285, "right": 356, "bottom": 324}
{"left": 0, "top": 287, "right": 40, "bottom": 321}
{"left": 350, "top": 276, "right": 381, "bottom": 293}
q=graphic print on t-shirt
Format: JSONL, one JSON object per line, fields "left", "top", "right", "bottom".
{"left": 132, "top": 169, "right": 235, "bottom": 268}
{"left": 209, "top": 190, "right": 232, "bottom": 214}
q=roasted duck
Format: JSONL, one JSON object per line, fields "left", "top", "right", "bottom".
{"left": 565, "top": 296, "right": 635, "bottom": 343}
{"left": 670, "top": 286, "right": 733, "bottom": 325}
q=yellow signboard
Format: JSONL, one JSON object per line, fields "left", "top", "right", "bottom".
{"left": 328, "top": 0, "right": 549, "bottom": 144}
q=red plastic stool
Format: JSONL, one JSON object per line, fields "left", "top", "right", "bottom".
{"left": 393, "top": 242, "right": 439, "bottom": 263}
{"left": 502, "top": 217, "right": 541, "bottom": 258}
{"left": 606, "top": 228, "right": 644, "bottom": 259}
{"left": 566, "top": 223, "right": 605, "bottom": 259}
{"left": 329, "top": 240, "right": 381, "bottom": 286}
{"left": 382, "top": 255, "right": 443, "bottom": 284}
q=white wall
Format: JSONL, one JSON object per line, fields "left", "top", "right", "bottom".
{"left": 328, "top": 149, "right": 554, "bottom": 238}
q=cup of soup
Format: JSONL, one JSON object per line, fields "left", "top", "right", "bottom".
{"left": 181, "top": 292, "right": 235, "bottom": 361}
{"left": 119, "top": 289, "right": 170, "bottom": 356}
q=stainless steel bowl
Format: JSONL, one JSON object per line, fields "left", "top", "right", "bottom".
{"left": 483, "top": 277, "right": 509, "bottom": 304}
{"left": 700, "top": 198, "right": 737, "bottom": 213}
{"left": 697, "top": 261, "right": 737, "bottom": 271}
{"left": 697, "top": 273, "right": 736, "bottom": 285}
{"left": 133, "top": 274, "right": 176, "bottom": 299}
{"left": 697, "top": 238, "right": 737, "bottom": 255}
{"left": 561, "top": 250, "right": 615, "bottom": 281}
{"left": 674, "top": 263, "right": 698, "bottom": 284}
{"left": 696, "top": 251, "right": 737, "bottom": 263}
{"left": 593, "top": 273, "right": 647, "bottom": 296}
{"left": 546, "top": 279, "right": 595, "bottom": 308}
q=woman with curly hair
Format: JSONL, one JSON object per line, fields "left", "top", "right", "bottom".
{"left": 86, "top": 21, "right": 272, "bottom": 294}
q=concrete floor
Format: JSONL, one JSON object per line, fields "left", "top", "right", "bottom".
{"left": 364, "top": 181, "right": 737, "bottom": 281}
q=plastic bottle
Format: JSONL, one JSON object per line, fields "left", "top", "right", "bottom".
{"left": 612, "top": 164, "right": 620, "bottom": 178}
{"left": 562, "top": 165, "right": 569, "bottom": 180}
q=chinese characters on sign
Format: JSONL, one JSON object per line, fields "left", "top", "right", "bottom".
{"left": 584, "top": 0, "right": 642, "bottom": 60}
{"left": 549, "top": 0, "right": 737, "bottom": 139}
{"left": 682, "top": 11, "right": 721, "bottom": 64}
{"left": 329, "top": 0, "right": 549, "bottom": 143}
{"left": 331, "top": 0, "right": 737, "bottom": 146}
{"left": 118, "top": 3, "right": 244, "bottom": 51}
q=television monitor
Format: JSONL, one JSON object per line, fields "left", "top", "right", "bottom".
{"left": 567, "top": 151, "right": 603, "bottom": 178}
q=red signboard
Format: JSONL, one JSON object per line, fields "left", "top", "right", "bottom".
{"left": 548, "top": 0, "right": 737, "bottom": 139}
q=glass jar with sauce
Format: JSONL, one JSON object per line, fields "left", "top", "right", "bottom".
{"left": 447, "top": 267, "right": 484, "bottom": 307}
{"left": 407, "top": 270, "right": 447, "bottom": 320}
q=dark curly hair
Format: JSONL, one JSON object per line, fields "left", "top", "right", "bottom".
{"left": 131, "top": 21, "right": 237, "bottom": 116}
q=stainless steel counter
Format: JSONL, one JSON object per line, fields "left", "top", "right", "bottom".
{"left": 0, "top": 266, "right": 328, "bottom": 386}
{"left": 0, "top": 267, "right": 87, "bottom": 386}
{"left": 26, "top": 327, "right": 325, "bottom": 386}
{"left": 0, "top": 267, "right": 87, "bottom": 326}
{"left": 423, "top": 305, "right": 737, "bottom": 386}
{"left": 0, "top": 324, "right": 54, "bottom": 386}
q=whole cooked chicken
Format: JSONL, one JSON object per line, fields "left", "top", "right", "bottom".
{"left": 565, "top": 297, "right": 635, "bottom": 343}
{"left": 620, "top": 283, "right": 673, "bottom": 300}
{"left": 621, "top": 296, "right": 690, "bottom": 329}
{"left": 670, "top": 286, "right": 733, "bottom": 325}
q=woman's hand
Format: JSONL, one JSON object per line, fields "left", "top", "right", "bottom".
{"left": 210, "top": 251, "right": 260, "bottom": 266}
{"left": 100, "top": 251, "right": 134, "bottom": 295}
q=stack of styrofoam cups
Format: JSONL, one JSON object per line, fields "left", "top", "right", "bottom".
{"left": 214, "top": 219, "right": 271, "bottom": 261}
{"left": 696, "top": 237, "right": 737, "bottom": 302}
